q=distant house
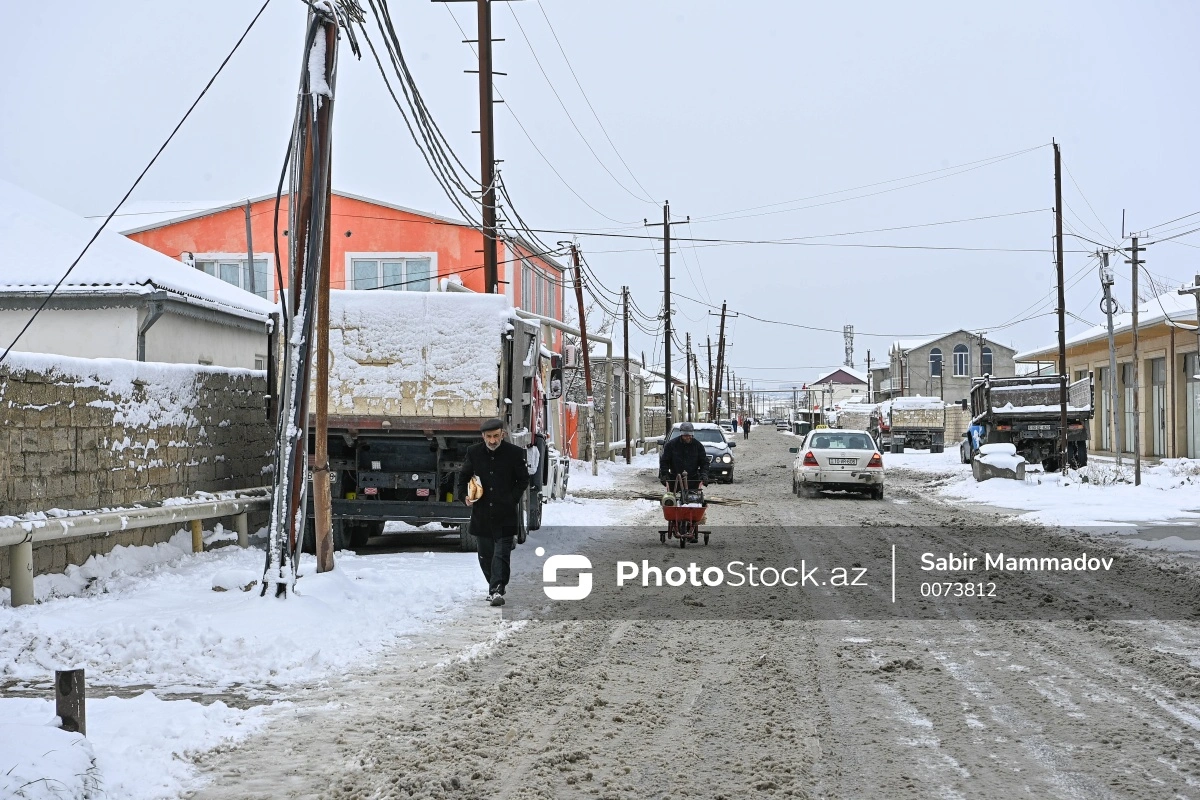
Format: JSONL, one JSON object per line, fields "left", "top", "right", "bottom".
{"left": 876, "top": 331, "right": 1016, "bottom": 404}
{"left": 808, "top": 366, "right": 868, "bottom": 409}
{"left": 0, "top": 180, "right": 274, "bottom": 369}
{"left": 118, "top": 191, "right": 567, "bottom": 326}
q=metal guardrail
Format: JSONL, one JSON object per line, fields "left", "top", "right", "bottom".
{"left": 3, "top": 487, "right": 271, "bottom": 608}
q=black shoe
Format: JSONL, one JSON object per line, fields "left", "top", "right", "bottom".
{"left": 485, "top": 593, "right": 495, "bottom": 603}
{"left": 490, "top": 594, "right": 506, "bottom": 607}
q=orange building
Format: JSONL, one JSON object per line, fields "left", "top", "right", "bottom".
{"left": 121, "top": 191, "right": 580, "bottom": 454}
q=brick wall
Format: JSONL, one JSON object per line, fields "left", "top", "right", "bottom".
{"left": 0, "top": 353, "right": 273, "bottom": 584}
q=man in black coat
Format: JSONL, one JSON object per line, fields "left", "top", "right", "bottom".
{"left": 742, "top": 417, "right": 751, "bottom": 439}
{"left": 658, "top": 422, "right": 709, "bottom": 491}
{"left": 456, "top": 417, "right": 530, "bottom": 607}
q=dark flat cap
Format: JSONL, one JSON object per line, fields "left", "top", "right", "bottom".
{"left": 480, "top": 417, "right": 505, "bottom": 432}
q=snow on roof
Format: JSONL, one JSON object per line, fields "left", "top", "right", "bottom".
{"left": 814, "top": 366, "right": 867, "bottom": 384}
{"left": 1014, "top": 290, "right": 1198, "bottom": 361}
{"left": 0, "top": 180, "right": 275, "bottom": 321}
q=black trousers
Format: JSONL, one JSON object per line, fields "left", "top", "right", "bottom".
{"left": 477, "top": 535, "right": 514, "bottom": 595}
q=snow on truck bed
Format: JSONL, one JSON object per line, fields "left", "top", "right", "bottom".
{"left": 326, "top": 290, "right": 512, "bottom": 418}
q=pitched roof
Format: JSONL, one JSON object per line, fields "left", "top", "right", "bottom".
{"left": 814, "top": 366, "right": 867, "bottom": 385}
{"left": 0, "top": 179, "right": 275, "bottom": 321}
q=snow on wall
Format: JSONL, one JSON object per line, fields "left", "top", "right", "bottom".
{"left": 326, "top": 290, "right": 512, "bottom": 418}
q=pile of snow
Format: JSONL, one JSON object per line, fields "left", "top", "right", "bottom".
{"left": 327, "top": 290, "right": 512, "bottom": 414}
{"left": 890, "top": 395, "right": 944, "bottom": 410}
{"left": 977, "top": 442, "right": 1026, "bottom": 472}
{"left": 1, "top": 694, "right": 270, "bottom": 800}
{"left": 0, "top": 530, "right": 480, "bottom": 689}
{"left": 0, "top": 178, "right": 275, "bottom": 320}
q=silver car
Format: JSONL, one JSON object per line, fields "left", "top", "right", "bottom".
{"left": 790, "top": 428, "right": 884, "bottom": 500}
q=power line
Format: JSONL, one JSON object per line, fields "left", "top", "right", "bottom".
{"left": 0, "top": 0, "right": 275, "bottom": 366}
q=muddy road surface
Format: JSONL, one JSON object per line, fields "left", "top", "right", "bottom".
{"left": 190, "top": 430, "right": 1200, "bottom": 799}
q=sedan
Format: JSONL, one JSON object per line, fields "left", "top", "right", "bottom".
{"left": 789, "top": 428, "right": 884, "bottom": 500}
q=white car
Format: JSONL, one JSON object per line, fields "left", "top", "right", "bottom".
{"left": 790, "top": 428, "right": 884, "bottom": 500}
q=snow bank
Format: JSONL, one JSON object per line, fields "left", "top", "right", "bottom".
{"left": 327, "top": 290, "right": 512, "bottom": 415}
{"left": 0, "top": 530, "right": 481, "bottom": 690}
{"left": 0, "top": 694, "right": 271, "bottom": 800}
{"left": 0, "top": 178, "right": 275, "bottom": 320}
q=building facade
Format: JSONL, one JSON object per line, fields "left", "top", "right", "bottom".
{"left": 1017, "top": 291, "right": 1200, "bottom": 459}
{"left": 878, "top": 331, "right": 1016, "bottom": 404}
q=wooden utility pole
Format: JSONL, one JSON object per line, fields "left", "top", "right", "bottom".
{"left": 1101, "top": 252, "right": 1122, "bottom": 465}
{"left": 476, "top": 0, "right": 498, "bottom": 292}
{"left": 1053, "top": 141, "right": 1069, "bottom": 474}
{"left": 1127, "top": 235, "right": 1143, "bottom": 485}
{"left": 313, "top": 164, "right": 334, "bottom": 573}
{"left": 622, "top": 286, "right": 631, "bottom": 464}
{"left": 571, "top": 245, "right": 597, "bottom": 475}
{"left": 706, "top": 336, "right": 713, "bottom": 417}
{"left": 661, "top": 203, "right": 673, "bottom": 428}
{"left": 712, "top": 302, "right": 728, "bottom": 419}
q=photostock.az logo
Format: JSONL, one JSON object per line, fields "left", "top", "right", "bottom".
{"left": 537, "top": 547, "right": 593, "bottom": 600}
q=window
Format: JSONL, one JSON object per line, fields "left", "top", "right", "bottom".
{"left": 196, "top": 258, "right": 269, "bottom": 299}
{"left": 929, "top": 348, "right": 942, "bottom": 377}
{"left": 350, "top": 257, "right": 431, "bottom": 291}
{"left": 520, "top": 259, "right": 561, "bottom": 317}
{"left": 981, "top": 347, "right": 993, "bottom": 376}
{"left": 254, "top": 354, "right": 267, "bottom": 371}
{"left": 953, "top": 344, "right": 970, "bottom": 377}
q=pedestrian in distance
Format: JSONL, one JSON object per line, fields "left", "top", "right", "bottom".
{"left": 742, "top": 417, "right": 751, "bottom": 440}
{"left": 456, "top": 417, "right": 530, "bottom": 607}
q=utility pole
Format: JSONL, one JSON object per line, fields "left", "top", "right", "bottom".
{"left": 866, "top": 350, "right": 872, "bottom": 403}
{"left": 476, "top": 0, "right": 498, "bottom": 292}
{"left": 684, "top": 332, "right": 692, "bottom": 421}
{"left": 1053, "top": 140, "right": 1068, "bottom": 475}
{"left": 571, "top": 245, "right": 598, "bottom": 475}
{"left": 978, "top": 331, "right": 986, "bottom": 376}
{"left": 706, "top": 336, "right": 713, "bottom": 419}
{"left": 662, "top": 203, "right": 673, "bottom": 428}
{"left": 622, "top": 286, "right": 631, "bottom": 464}
{"left": 1126, "top": 235, "right": 1143, "bottom": 485}
{"left": 712, "top": 302, "right": 728, "bottom": 419}
{"left": 1100, "top": 252, "right": 1121, "bottom": 464}
{"left": 244, "top": 200, "right": 257, "bottom": 298}
{"left": 1178, "top": 272, "right": 1200, "bottom": 402}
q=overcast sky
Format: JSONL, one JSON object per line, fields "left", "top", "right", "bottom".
{"left": 3, "top": 1, "right": 1198, "bottom": 390}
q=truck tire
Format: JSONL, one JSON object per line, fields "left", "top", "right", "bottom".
{"left": 1042, "top": 456, "right": 1060, "bottom": 473}
{"left": 527, "top": 488, "right": 543, "bottom": 532}
{"left": 891, "top": 442, "right": 905, "bottom": 454}
{"left": 517, "top": 495, "right": 529, "bottom": 544}
{"left": 459, "top": 524, "right": 478, "bottom": 552}
{"left": 1070, "top": 441, "right": 1088, "bottom": 468}
{"left": 302, "top": 520, "right": 349, "bottom": 553}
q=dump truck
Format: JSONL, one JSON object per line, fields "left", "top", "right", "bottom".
{"left": 879, "top": 396, "right": 946, "bottom": 453}
{"left": 832, "top": 403, "right": 882, "bottom": 441}
{"left": 963, "top": 373, "right": 1093, "bottom": 471}
{"left": 305, "top": 290, "right": 551, "bottom": 552}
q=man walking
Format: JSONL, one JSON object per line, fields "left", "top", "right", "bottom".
{"left": 456, "top": 417, "right": 529, "bottom": 607}
{"left": 659, "top": 422, "right": 709, "bottom": 491}
{"left": 742, "top": 417, "right": 751, "bottom": 440}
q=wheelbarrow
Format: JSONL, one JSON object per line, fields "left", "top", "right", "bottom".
{"left": 659, "top": 472, "right": 709, "bottom": 548}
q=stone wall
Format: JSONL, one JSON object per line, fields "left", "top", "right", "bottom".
{"left": 0, "top": 352, "right": 273, "bottom": 584}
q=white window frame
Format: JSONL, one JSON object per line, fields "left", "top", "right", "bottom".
{"left": 192, "top": 252, "right": 276, "bottom": 300}
{"left": 344, "top": 251, "right": 438, "bottom": 292}
{"left": 519, "top": 258, "right": 561, "bottom": 318}
{"left": 952, "top": 344, "right": 970, "bottom": 377}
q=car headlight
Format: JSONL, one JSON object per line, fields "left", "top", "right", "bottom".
{"left": 722, "top": 453, "right": 732, "bottom": 463}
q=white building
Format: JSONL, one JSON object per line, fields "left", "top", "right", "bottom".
{"left": 0, "top": 180, "right": 275, "bottom": 369}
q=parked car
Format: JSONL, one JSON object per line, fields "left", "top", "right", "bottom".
{"left": 659, "top": 422, "right": 737, "bottom": 483}
{"left": 775, "top": 419, "right": 790, "bottom": 431}
{"left": 789, "top": 428, "right": 884, "bottom": 500}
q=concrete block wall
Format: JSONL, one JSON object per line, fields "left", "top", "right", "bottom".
{"left": 0, "top": 353, "right": 273, "bottom": 585}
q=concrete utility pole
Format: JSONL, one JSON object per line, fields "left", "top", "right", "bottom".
{"left": 865, "top": 351, "right": 872, "bottom": 403}
{"left": 706, "top": 336, "right": 713, "bottom": 418}
{"left": 622, "top": 286, "right": 631, "bottom": 464}
{"left": 1053, "top": 140, "right": 1069, "bottom": 475}
{"left": 1100, "top": 253, "right": 1121, "bottom": 464}
{"left": 570, "top": 245, "right": 598, "bottom": 476}
{"left": 1127, "top": 236, "right": 1143, "bottom": 485}
{"left": 476, "top": 0, "right": 498, "bottom": 293}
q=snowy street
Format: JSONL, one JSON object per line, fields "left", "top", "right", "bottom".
{"left": 9, "top": 431, "right": 1200, "bottom": 798}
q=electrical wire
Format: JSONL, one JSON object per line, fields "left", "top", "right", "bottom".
{"left": 0, "top": 0, "right": 275, "bottom": 367}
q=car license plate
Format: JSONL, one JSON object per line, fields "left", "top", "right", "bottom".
{"left": 1027, "top": 424, "right": 1054, "bottom": 430}
{"left": 828, "top": 457, "right": 857, "bottom": 465}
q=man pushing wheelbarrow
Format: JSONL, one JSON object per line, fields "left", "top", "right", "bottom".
{"left": 658, "top": 422, "right": 711, "bottom": 547}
